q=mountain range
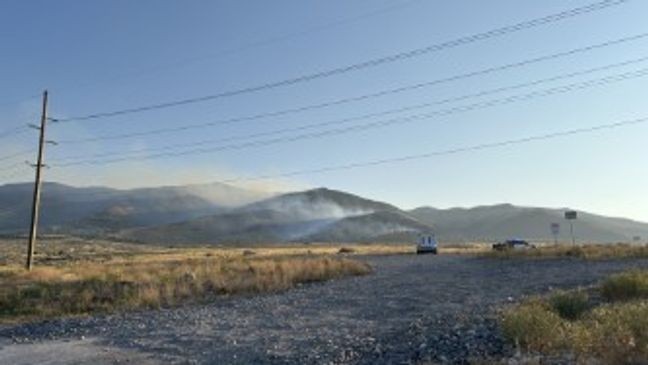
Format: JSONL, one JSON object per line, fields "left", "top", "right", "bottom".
{"left": 1, "top": 182, "right": 647, "bottom": 245}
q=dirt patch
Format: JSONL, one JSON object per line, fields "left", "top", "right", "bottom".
{"left": 0, "top": 337, "right": 158, "bottom": 365}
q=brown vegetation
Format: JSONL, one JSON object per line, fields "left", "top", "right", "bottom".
{"left": 501, "top": 270, "right": 648, "bottom": 364}
{"left": 483, "top": 243, "right": 648, "bottom": 260}
{"left": 0, "top": 255, "right": 371, "bottom": 322}
{"left": 0, "top": 236, "right": 389, "bottom": 322}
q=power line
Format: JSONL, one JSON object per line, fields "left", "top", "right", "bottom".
{"left": 0, "top": 162, "right": 25, "bottom": 173}
{"left": 0, "top": 126, "right": 30, "bottom": 141}
{"left": 51, "top": 58, "right": 648, "bottom": 162}
{"left": 0, "top": 148, "right": 37, "bottom": 163}
{"left": 51, "top": 0, "right": 629, "bottom": 123}
{"left": 0, "top": 165, "right": 31, "bottom": 181}
{"left": 56, "top": 32, "right": 648, "bottom": 145}
{"left": 218, "top": 116, "right": 648, "bottom": 183}
{"left": 60, "top": 0, "right": 422, "bottom": 93}
{"left": 50, "top": 67, "right": 648, "bottom": 167}
{"left": 0, "top": 94, "right": 41, "bottom": 109}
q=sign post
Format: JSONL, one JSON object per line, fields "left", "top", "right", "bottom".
{"left": 550, "top": 223, "right": 560, "bottom": 245}
{"left": 564, "top": 210, "right": 577, "bottom": 246}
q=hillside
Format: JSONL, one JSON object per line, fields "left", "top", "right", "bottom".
{"left": 124, "top": 188, "right": 410, "bottom": 244}
{"left": 409, "top": 204, "right": 648, "bottom": 243}
{"left": 3, "top": 182, "right": 647, "bottom": 244}
{"left": 0, "top": 182, "right": 272, "bottom": 234}
{"left": 304, "top": 211, "right": 432, "bottom": 243}
{"left": 241, "top": 188, "right": 399, "bottom": 219}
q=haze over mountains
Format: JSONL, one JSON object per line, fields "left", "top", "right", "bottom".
{"left": 0, "top": 182, "right": 272, "bottom": 234}
{"left": 1, "top": 182, "right": 647, "bottom": 245}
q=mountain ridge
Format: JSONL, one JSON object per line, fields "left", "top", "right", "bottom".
{"left": 1, "top": 182, "right": 647, "bottom": 244}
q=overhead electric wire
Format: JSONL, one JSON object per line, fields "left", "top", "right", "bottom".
{"left": 51, "top": 0, "right": 629, "bottom": 123}
{"left": 0, "top": 148, "right": 37, "bottom": 163}
{"left": 0, "top": 126, "right": 30, "bottom": 141}
{"left": 216, "top": 116, "right": 648, "bottom": 183}
{"left": 0, "top": 170, "right": 30, "bottom": 182}
{"left": 63, "top": 0, "right": 422, "bottom": 93}
{"left": 0, "top": 93, "right": 40, "bottom": 109}
{"left": 51, "top": 57, "right": 648, "bottom": 163}
{"left": 0, "top": 161, "right": 26, "bottom": 174}
{"left": 50, "top": 67, "right": 648, "bottom": 167}
{"left": 56, "top": 32, "right": 648, "bottom": 145}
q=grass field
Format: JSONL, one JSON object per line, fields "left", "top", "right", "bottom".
{"left": 501, "top": 269, "right": 648, "bottom": 363}
{"left": 482, "top": 242, "right": 648, "bottom": 260}
{"left": 0, "top": 236, "right": 389, "bottom": 323}
{"left": 0, "top": 236, "right": 418, "bottom": 267}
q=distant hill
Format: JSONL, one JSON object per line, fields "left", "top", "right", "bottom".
{"left": 3, "top": 183, "right": 647, "bottom": 245}
{"left": 0, "top": 182, "right": 273, "bottom": 234}
{"left": 304, "top": 210, "right": 432, "bottom": 243}
{"left": 241, "top": 188, "right": 399, "bottom": 219}
{"left": 124, "top": 188, "right": 417, "bottom": 245}
{"left": 409, "top": 204, "right": 648, "bottom": 243}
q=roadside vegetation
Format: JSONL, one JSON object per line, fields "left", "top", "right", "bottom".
{"left": 483, "top": 242, "right": 648, "bottom": 260}
{"left": 0, "top": 237, "right": 378, "bottom": 322}
{"left": 501, "top": 269, "right": 648, "bottom": 363}
{"left": 0, "top": 255, "right": 370, "bottom": 322}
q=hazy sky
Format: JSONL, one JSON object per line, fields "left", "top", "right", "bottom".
{"left": 1, "top": 0, "right": 648, "bottom": 221}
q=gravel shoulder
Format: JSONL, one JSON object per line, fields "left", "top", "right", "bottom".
{"left": 1, "top": 255, "right": 646, "bottom": 364}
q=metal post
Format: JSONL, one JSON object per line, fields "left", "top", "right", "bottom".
{"left": 26, "top": 90, "right": 48, "bottom": 271}
{"left": 569, "top": 220, "right": 575, "bottom": 246}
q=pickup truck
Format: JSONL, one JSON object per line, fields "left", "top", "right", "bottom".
{"left": 492, "top": 239, "right": 535, "bottom": 251}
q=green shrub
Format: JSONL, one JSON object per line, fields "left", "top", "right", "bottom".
{"left": 501, "top": 298, "right": 567, "bottom": 352}
{"left": 582, "top": 301, "right": 648, "bottom": 363}
{"left": 601, "top": 270, "right": 648, "bottom": 302}
{"left": 338, "top": 247, "right": 355, "bottom": 254}
{"left": 500, "top": 271, "right": 648, "bottom": 363}
{"left": 548, "top": 290, "right": 589, "bottom": 320}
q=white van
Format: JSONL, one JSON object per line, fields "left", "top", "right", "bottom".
{"left": 417, "top": 233, "right": 438, "bottom": 254}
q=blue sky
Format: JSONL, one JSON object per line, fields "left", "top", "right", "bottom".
{"left": 1, "top": 0, "right": 648, "bottom": 221}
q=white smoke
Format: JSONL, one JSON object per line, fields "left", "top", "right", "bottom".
{"left": 254, "top": 195, "right": 373, "bottom": 221}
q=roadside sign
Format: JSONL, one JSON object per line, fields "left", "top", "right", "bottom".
{"left": 550, "top": 223, "right": 560, "bottom": 244}
{"left": 564, "top": 210, "right": 577, "bottom": 245}
{"left": 565, "top": 211, "right": 577, "bottom": 220}
{"left": 551, "top": 223, "right": 560, "bottom": 235}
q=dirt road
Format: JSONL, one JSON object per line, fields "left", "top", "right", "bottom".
{"left": 1, "top": 255, "right": 646, "bottom": 364}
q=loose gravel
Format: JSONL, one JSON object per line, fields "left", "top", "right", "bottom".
{"left": 1, "top": 255, "right": 646, "bottom": 364}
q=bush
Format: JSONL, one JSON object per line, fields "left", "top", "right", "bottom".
{"left": 548, "top": 290, "right": 589, "bottom": 320}
{"left": 501, "top": 299, "right": 567, "bottom": 352}
{"left": 601, "top": 270, "right": 648, "bottom": 302}
{"left": 484, "top": 243, "right": 648, "bottom": 260}
{"left": 338, "top": 247, "right": 355, "bottom": 254}
{"left": 580, "top": 301, "right": 648, "bottom": 363}
{"left": 242, "top": 250, "right": 256, "bottom": 256}
{"left": 501, "top": 270, "right": 648, "bottom": 363}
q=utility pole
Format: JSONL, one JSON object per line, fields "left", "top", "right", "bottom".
{"left": 26, "top": 90, "right": 48, "bottom": 271}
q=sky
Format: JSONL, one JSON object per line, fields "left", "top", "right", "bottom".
{"left": 1, "top": 0, "right": 648, "bottom": 221}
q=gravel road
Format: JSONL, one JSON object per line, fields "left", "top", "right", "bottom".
{"left": 1, "top": 255, "right": 647, "bottom": 365}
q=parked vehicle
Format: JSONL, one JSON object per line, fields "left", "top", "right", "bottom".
{"left": 417, "top": 233, "right": 438, "bottom": 254}
{"left": 492, "top": 239, "right": 535, "bottom": 251}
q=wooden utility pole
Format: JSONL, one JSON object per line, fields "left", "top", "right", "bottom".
{"left": 26, "top": 90, "right": 48, "bottom": 271}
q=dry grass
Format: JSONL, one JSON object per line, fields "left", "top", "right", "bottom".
{"left": 501, "top": 269, "right": 648, "bottom": 364}
{"left": 0, "top": 237, "right": 382, "bottom": 322}
{"left": 600, "top": 269, "right": 648, "bottom": 302}
{"left": 0, "top": 236, "right": 415, "bottom": 266}
{"left": 483, "top": 243, "right": 648, "bottom": 260}
{"left": 437, "top": 242, "right": 491, "bottom": 254}
{"left": 0, "top": 255, "right": 371, "bottom": 322}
